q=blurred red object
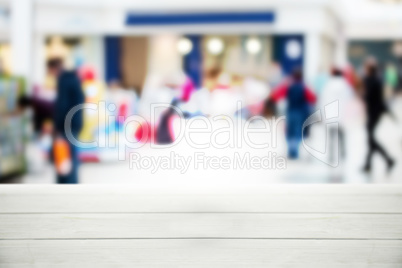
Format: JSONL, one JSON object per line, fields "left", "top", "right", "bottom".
{"left": 53, "top": 136, "right": 71, "bottom": 175}
{"left": 78, "top": 65, "right": 96, "bottom": 81}
{"left": 343, "top": 64, "right": 359, "bottom": 90}
{"left": 135, "top": 121, "right": 155, "bottom": 143}
{"left": 118, "top": 103, "right": 128, "bottom": 124}
{"left": 181, "top": 77, "right": 195, "bottom": 102}
{"left": 79, "top": 153, "right": 100, "bottom": 163}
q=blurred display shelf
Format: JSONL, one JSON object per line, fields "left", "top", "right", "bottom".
{"left": 0, "top": 76, "right": 26, "bottom": 179}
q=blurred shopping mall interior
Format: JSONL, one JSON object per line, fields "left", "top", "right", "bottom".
{"left": 1, "top": 0, "right": 402, "bottom": 184}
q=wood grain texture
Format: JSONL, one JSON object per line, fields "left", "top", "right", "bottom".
{"left": 1, "top": 213, "right": 401, "bottom": 239}
{"left": 1, "top": 185, "right": 402, "bottom": 213}
{"left": 1, "top": 239, "right": 401, "bottom": 268}
{"left": 1, "top": 185, "right": 401, "bottom": 267}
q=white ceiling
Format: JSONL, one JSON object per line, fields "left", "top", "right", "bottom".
{"left": 339, "top": 0, "right": 402, "bottom": 22}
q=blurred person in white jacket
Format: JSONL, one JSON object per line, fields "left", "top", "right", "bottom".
{"left": 320, "top": 67, "right": 354, "bottom": 162}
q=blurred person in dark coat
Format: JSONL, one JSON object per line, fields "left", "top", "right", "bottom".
{"left": 49, "top": 58, "right": 85, "bottom": 183}
{"left": 362, "top": 58, "right": 394, "bottom": 173}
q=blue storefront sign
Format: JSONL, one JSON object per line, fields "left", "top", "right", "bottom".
{"left": 125, "top": 11, "right": 275, "bottom": 25}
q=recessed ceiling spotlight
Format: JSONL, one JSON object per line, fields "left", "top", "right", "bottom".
{"left": 207, "top": 37, "right": 224, "bottom": 55}
{"left": 177, "top": 37, "right": 193, "bottom": 55}
{"left": 246, "top": 37, "right": 262, "bottom": 55}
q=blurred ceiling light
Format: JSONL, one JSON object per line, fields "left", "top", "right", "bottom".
{"left": 177, "top": 37, "right": 193, "bottom": 55}
{"left": 207, "top": 37, "right": 224, "bottom": 55}
{"left": 246, "top": 37, "right": 262, "bottom": 55}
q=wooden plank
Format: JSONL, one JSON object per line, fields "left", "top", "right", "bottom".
{"left": 1, "top": 213, "right": 401, "bottom": 239}
{"left": 1, "top": 186, "right": 401, "bottom": 267}
{"left": 2, "top": 184, "right": 402, "bottom": 195}
{"left": 1, "top": 195, "right": 401, "bottom": 213}
{"left": 1, "top": 239, "right": 401, "bottom": 268}
{"left": 1, "top": 185, "right": 402, "bottom": 213}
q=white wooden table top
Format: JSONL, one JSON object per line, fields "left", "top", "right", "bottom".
{"left": 1, "top": 185, "right": 402, "bottom": 267}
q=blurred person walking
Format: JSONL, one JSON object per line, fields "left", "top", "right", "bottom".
{"left": 362, "top": 58, "right": 395, "bottom": 173}
{"left": 320, "top": 67, "right": 354, "bottom": 162}
{"left": 271, "top": 69, "right": 316, "bottom": 159}
{"left": 384, "top": 63, "right": 398, "bottom": 96}
{"left": 397, "top": 58, "right": 402, "bottom": 94}
{"left": 312, "top": 66, "right": 329, "bottom": 97}
{"left": 49, "top": 58, "right": 85, "bottom": 183}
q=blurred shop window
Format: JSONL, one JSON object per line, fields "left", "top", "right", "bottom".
{"left": 0, "top": 44, "right": 12, "bottom": 75}
{"left": 349, "top": 45, "right": 366, "bottom": 58}
{"left": 121, "top": 37, "right": 148, "bottom": 94}
{"left": 0, "top": 5, "right": 10, "bottom": 28}
{"left": 392, "top": 42, "right": 402, "bottom": 58}
{"left": 46, "top": 36, "right": 70, "bottom": 62}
